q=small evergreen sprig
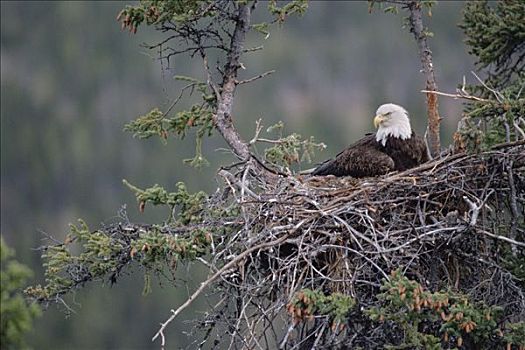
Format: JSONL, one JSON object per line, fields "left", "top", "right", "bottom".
{"left": 123, "top": 180, "right": 207, "bottom": 224}
{"left": 255, "top": 121, "right": 326, "bottom": 169}
{"left": 251, "top": 0, "right": 308, "bottom": 38}
{"left": 117, "top": 0, "right": 209, "bottom": 34}
{"left": 123, "top": 75, "right": 215, "bottom": 167}
{"left": 287, "top": 289, "right": 356, "bottom": 330}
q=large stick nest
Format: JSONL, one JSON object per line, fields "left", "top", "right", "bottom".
{"left": 195, "top": 142, "right": 525, "bottom": 349}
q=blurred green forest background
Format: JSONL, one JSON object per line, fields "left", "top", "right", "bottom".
{"left": 1, "top": 1, "right": 476, "bottom": 349}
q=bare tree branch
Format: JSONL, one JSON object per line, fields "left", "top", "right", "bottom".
{"left": 406, "top": 0, "right": 441, "bottom": 158}
{"left": 152, "top": 230, "right": 292, "bottom": 346}
{"left": 421, "top": 89, "right": 491, "bottom": 103}
{"left": 236, "top": 70, "right": 275, "bottom": 85}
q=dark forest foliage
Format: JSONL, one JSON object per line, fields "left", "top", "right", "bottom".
{"left": 1, "top": 237, "right": 41, "bottom": 350}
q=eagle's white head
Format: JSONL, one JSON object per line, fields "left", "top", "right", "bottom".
{"left": 374, "top": 103, "right": 412, "bottom": 146}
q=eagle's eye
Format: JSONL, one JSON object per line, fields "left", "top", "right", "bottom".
{"left": 385, "top": 111, "right": 392, "bottom": 116}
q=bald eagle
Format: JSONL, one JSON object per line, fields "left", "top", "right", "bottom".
{"left": 312, "top": 103, "right": 429, "bottom": 177}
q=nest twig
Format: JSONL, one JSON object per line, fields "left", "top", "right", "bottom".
{"left": 35, "top": 143, "right": 523, "bottom": 349}
{"left": 188, "top": 142, "right": 524, "bottom": 349}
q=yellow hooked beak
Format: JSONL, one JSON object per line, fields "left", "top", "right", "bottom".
{"left": 374, "top": 114, "right": 386, "bottom": 128}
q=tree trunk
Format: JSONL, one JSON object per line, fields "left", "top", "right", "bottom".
{"left": 214, "top": 3, "right": 253, "bottom": 160}
{"left": 407, "top": 0, "right": 441, "bottom": 158}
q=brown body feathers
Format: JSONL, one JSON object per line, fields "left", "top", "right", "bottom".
{"left": 312, "top": 131, "right": 428, "bottom": 177}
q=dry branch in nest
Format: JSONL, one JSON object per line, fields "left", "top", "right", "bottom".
{"left": 187, "top": 142, "right": 524, "bottom": 349}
